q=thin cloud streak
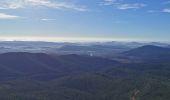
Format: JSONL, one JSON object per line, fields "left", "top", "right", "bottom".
{"left": 163, "top": 8, "right": 170, "bottom": 13}
{"left": 100, "top": 0, "right": 146, "bottom": 10}
{"left": 0, "top": 13, "right": 19, "bottom": 19}
{"left": 0, "top": 0, "right": 88, "bottom": 11}
{"left": 116, "top": 3, "right": 146, "bottom": 10}
{"left": 40, "top": 18, "right": 56, "bottom": 21}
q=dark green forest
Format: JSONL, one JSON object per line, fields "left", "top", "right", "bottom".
{"left": 0, "top": 45, "right": 170, "bottom": 100}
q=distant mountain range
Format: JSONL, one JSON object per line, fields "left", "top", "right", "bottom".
{"left": 0, "top": 52, "right": 119, "bottom": 80}
{"left": 124, "top": 45, "right": 170, "bottom": 57}
{"left": 0, "top": 41, "right": 169, "bottom": 55}
{"left": 0, "top": 44, "right": 170, "bottom": 100}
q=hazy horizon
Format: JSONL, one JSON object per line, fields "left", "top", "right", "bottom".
{"left": 0, "top": 36, "right": 170, "bottom": 43}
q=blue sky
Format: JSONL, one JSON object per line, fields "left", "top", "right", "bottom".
{"left": 0, "top": 0, "right": 170, "bottom": 42}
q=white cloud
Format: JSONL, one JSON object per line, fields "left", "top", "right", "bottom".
{"left": 0, "top": 0, "right": 88, "bottom": 11}
{"left": 101, "top": 0, "right": 146, "bottom": 10}
{"left": 101, "top": 0, "right": 117, "bottom": 5}
{"left": 0, "top": 13, "right": 19, "bottom": 19}
{"left": 163, "top": 8, "right": 170, "bottom": 13}
{"left": 41, "top": 18, "right": 56, "bottom": 21}
{"left": 116, "top": 3, "right": 146, "bottom": 10}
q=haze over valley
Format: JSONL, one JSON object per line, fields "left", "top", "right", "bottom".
{"left": 0, "top": 0, "right": 170, "bottom": 99}
{"left": 0, "top": 41, "right": 168, "bottom": 100}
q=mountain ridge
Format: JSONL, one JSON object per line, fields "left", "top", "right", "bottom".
{"left": 124, "top": 45, "right": 170, "bottom": 57}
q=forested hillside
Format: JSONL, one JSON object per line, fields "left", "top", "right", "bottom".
{"left": 0, "top": 45, "right": 169, "bottom": 100}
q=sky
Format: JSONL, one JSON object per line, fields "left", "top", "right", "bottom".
{"left": 0, "top": 0, "right": 170, "bottom": 42}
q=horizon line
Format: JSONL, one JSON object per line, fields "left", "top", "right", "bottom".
{"left": 0, "top": 36, "right": 169, "bottom": 43}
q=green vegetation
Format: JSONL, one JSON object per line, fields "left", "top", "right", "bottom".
{"left": 0, "top": 45, "right": 170, "bottom": 100}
